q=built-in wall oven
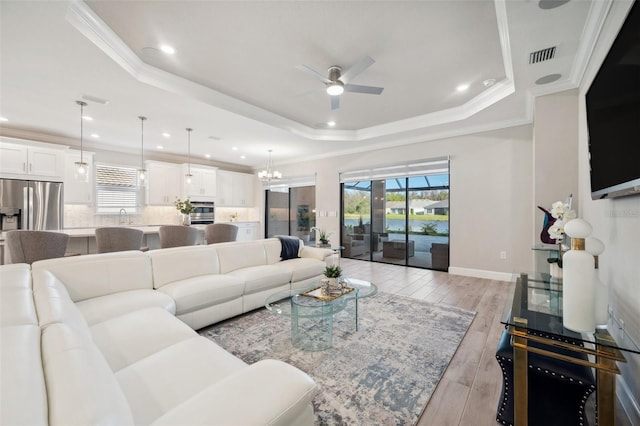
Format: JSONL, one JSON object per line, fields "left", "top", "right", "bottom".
{"left": 189, "top": 201, "right": 215, "bottom": 225}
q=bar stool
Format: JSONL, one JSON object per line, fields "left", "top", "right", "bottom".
{"left": 95, "top": 227, "right": 148, "bottom": 253}
{"left": 204, "top": 223, "right": 238, "bottom": 244}
{"left": 158, "top": 225, "right": 200, "bottom": 248}
{"left": 5, "top": 230, "right": 70, "bottom": 264}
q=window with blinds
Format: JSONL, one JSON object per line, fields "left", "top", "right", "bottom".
{"left": 95, "top": 164, "right": 139, "bottom": 214}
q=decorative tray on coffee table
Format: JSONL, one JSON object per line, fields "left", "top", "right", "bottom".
{"left": 301, "top": 285, "right": 354, "bottom": 302}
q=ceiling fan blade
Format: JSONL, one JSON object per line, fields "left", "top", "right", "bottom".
{"left": 340, "top": 56, "right": 375, "bottom": 83}
{"left": 296, "top": 64, "right": 331, "bottom": 84}
{"left": 331, "top": 96, "right": 340, "bottom": 110}
{"left": 344, "top": 84, "right": 384, "bottom": 95}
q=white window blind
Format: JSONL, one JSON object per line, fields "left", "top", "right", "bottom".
{"left": 95, "top": 164, "right": 139, "bottom": 213}
{"left": 340, "top": 156, "right": 449, "bottom": 182}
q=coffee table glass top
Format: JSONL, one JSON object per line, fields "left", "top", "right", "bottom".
{"left": 265, "top": 278, "right": 377, "bottom": 318}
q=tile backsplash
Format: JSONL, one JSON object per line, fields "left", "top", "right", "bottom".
{"left": 64, "top": 205, "right": 259, "bottom": 228}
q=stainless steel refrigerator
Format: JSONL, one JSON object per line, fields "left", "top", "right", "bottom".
{"left": 0, "top": 179, "right": 64, "bottom": 231}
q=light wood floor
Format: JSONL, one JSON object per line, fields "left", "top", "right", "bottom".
{"left": 339, "top": 258, "right": 631, "bottom": 426}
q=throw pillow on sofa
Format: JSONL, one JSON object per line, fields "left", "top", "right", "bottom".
{"left": 278, "top": 236, "right": 300, "bottom": 260}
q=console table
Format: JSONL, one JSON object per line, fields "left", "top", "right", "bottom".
{"left": 501, "top": 272, "right": 639, "bottom": 426}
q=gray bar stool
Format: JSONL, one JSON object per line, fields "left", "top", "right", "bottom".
{"left": 95, "top": 227, "right": 148, "bottom": 253}
{"left": 159, "top": 225, "right": 200, "bottom": 248}
{"left": 5, "top": 230, "right": 70, "bottom": 264}
{"left": 204, "top": 223, "right": 238, "bottom": 244}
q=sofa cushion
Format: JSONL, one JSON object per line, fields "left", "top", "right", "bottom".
{"left": 227, "top": 264, "right": 292, "bottom": 295}
{"left": 148, "top": 245, "right": 220, "bottom": 289}
{"left": 150, "top": 360, "right": 317, "bottom": 426}
{"left": 216, "top": 241, "right": 268, "bottom": 273}
{"left": 41, "top": 323, "right": 135, "bottom": 426}
{"left": 76, "top": 289, "right": 176, "bottom": 326}
{"left": 156, "top": 274, "right": 244, "bottom": 316}
{"left": 116, "top": 336, "right": 247, "bottom": 425}
{"left": 90, "top": 307, "right": 197, "bottom": 372}
{"left": 281, "top": 257, "right": 326, "bottom": 283}
{"left": 0, "top": 325, "right": 48, "bottom": 426}
{"left": 0, "top": 263, "right": 37, "bottom": 326}
{"left": 32, "top": 270, "right": 92, "bottom": 340}
{"left": 32, "top": 251, "right": 153, "bottom": 302}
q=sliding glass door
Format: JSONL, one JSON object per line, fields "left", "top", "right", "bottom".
{"left": 340, "top": 158, "right": 449, "bottom": 271}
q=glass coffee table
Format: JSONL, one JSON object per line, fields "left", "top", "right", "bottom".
{"left": 265, "top": 278, "right": 377, "bottom": 351}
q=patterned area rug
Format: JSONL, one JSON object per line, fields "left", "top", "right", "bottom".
{"left": 199, "top": 292, "right": 475, "bottom": 425}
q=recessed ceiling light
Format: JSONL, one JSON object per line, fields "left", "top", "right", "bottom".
{"left": 232, "top": 146, "right": 238, "bottom": 151}
{"left": 327, "top": 121, "right": 336, "bottom": 127}
{"left": 0, "top": 117, "right": 8, "bottom": 122}
{"left": 205, "top": 154, "right": 211, "bottom": 159}
{"left": 483, "top": 78, "right": 497, "bottom": 87}
{"left": 157, "top": 145, "right": 164, "bottom": 150}
{"left": 456, "top": 84, "right": 470, "bottom": 92}
{"left": 160, "top": 44, "right": 175, "bottom": 55}
{"left": 90, "top": 133, "right": 99, "bottom": 138}
{"left": 208, "top": 136, "right": 221, "bottom": 141}
{"left": 82, "top": 115, "right": 93, "bottom": 121}
{"left": 162, "top": 132, "right": 171, "bottom": 138}
{"left": 240, "top": 155, "right": 246, "bottom": 159}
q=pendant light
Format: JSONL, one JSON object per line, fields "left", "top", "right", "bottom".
{"left": 138, "top": 116, "right": 147, "bottom": 184}
{"left": 258, "top": 149, "right": 282, "bottom": 182}
{"left": 185, "top": 128, "right": 193, "bottom": 184}
{"left": 74, "top": 100, "right": 89, "bottom": 181}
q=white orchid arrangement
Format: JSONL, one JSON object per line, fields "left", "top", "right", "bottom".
{"left": 547, "top": 201, "right": 576, "bottom": 242}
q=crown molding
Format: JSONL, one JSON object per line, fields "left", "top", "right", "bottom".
{"left": 66, "top": 0, "right": 521, "bottom": 143}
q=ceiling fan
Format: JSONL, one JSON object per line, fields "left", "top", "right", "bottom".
{"left": 296, "top": 56, "right": 384, "bottom": 110}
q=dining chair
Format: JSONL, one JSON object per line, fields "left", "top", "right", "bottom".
{"left": 204, "top": 223, "right": 238, "bottom": 244}
{"left": 95, "top": 227, "right": 147, "bottom": 253}
{"left": 5, "top": 230, "right": 70, "bottom": 264}
{"left": 158, "top": 225, "right": 200, "bottom": 248}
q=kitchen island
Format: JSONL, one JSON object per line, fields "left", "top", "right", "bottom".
{"left": 0, "top": 222, "right": 259, "bottom": 264}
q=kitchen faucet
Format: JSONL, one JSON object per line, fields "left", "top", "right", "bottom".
{"left": 119, "top": 208, "right": 127, "bottom": 224}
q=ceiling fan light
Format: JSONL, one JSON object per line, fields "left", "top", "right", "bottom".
{"left": 326, "top": 83, "right": 344, "bottom": 96}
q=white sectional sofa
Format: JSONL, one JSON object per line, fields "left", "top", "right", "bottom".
{"left": 1, "top": 238, "right": 333, "bottom": 426}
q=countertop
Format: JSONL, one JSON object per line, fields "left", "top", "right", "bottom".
{"left": 0, "top": 221, "right": 259, "bottom": 240}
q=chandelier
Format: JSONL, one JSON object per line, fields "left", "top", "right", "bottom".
{"left": 258, "top": 149, "right": 282, "bottom": 182}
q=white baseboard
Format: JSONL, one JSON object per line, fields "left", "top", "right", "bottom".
{"left": 618, "top": 375, "right": 640, "bottom": 426}
{"left": 447, "top": 267, "right": 512, "bottom": 282}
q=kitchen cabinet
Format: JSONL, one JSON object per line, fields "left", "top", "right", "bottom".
{"left": 216, "top": 170, "right": 255, "bottom": 206}
{"left": 0, "top": 140, "right": 64, "bottom": 180}
{"left": 182, "top": 165, "right": 217, "bottom": 201}
{"left": 235, "top": 222, "right": 259, "bottom": 241}
{"left": 64, "top": 150, "right": 94, "bottom": 204}
{"left": 146, "top": 161, "right": 182, "bottom": 205}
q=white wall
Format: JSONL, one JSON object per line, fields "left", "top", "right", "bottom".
{"left": 272, "top": 124, "right": 534, "bottom": 279}
{"left": 578, "top": 0, "right": 640, "bottom": 418}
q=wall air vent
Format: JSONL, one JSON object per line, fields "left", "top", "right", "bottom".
{"left": 529, "top": 46, "right": 557, "bottom": 64}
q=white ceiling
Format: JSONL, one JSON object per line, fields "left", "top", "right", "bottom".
{"left": 0, "top": 0, "right": 606, "bottom": 170}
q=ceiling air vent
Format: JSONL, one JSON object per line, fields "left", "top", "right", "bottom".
{"left": 529, "top": 46, "right": 556, "bottom": 64}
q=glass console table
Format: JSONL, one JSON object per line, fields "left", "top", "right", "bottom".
{"left": 501, "top": 272, "right": 639, "bottom": 426}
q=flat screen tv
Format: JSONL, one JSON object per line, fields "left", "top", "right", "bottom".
{"left": 586, "top": 0, "right": 640, "bottom": 200}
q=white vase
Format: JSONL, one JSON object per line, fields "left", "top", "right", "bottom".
{"left": 562, "top": 219, "right": 595, "bottom": 333}
{"left": 182, "top": 214, "right": 191, "bottom": 226}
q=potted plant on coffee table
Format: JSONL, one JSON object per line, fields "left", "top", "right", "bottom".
{"left": 322, "top": 264, "right": 343, "bottom": 295}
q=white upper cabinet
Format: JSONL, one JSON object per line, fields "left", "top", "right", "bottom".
{"left": 217, "top": 170, "right": 255, "bottom": 207}
{"left": 64, "top": 150, "right": 94, "bottom": 204}
{"left": 146, "top": 161, "right": 182, "bottom": 205}
{"left": 182, "top": 164, "right": 217, "bottom": 201}
{"left": 0, "top": 140, "right": 65, "bottom": 180}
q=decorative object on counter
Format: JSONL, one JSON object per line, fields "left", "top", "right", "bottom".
{"left": 185, "top": 128, "right": 193, "bottom": 185}
{"left": 322, "top": 264, "right": 343, "bottom": 296}
{"left": 562, "top": 218, "right": 595, "bottom": 333}
{"left": 74, "top": 100, "right": 89, "bottom": 181}
{"left": 258, "top": 149, "right": 282, "bottom": 182}
{"left": 174, "top": 198, "right": 195, "bottom": 226}
{"left": 137, "top": 116, "right": 147, "bottom": 185}
{"left": 230, "top": 212, "right": 238, "bottom": 222}
{"left": 586, "top": 237, "right": 608, "bottom": 328}
{"left": 538, "top": 195, "right": 575, "bottom": 276}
